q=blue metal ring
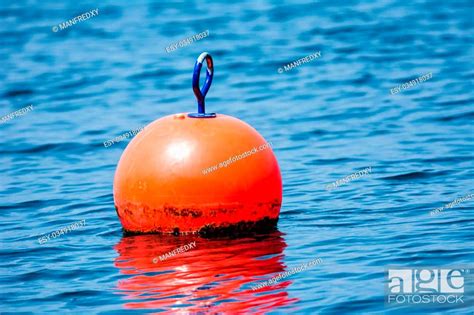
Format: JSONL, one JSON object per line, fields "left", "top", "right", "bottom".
{"left": 189, "top": 52, "right": 216, "bottom": 118}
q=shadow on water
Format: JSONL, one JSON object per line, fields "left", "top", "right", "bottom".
{"left": 113, "top": 231, "right": 297, "bottom": 313}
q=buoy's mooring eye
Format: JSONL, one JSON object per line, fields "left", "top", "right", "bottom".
{"left": 188, "top": 52, "right": 217, "bottom": 118}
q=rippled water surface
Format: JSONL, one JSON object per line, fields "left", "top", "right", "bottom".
{"left": 1, "top": 0, "right": 473, "bottom": 314}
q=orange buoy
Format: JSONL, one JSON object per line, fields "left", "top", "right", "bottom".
{"left": 113, "top": 52, "right": 282, "bottom": 235}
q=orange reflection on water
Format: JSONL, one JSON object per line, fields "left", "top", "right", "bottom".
{"left": 114, "top": 232, "right": 297, "bottom": 314}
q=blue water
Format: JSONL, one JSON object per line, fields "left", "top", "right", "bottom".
{"left": 1, "top": 0, "right": 473, "bottom": 314}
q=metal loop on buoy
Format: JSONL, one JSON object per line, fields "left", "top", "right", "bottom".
{"left": 189, "top": 52, "right": 216, "bottom": 118}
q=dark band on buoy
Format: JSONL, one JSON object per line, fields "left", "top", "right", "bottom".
{"left": 189, "top": 52, "right": 216, "bottom": 118}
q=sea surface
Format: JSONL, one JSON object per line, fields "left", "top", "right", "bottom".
{"left": 1, "top": 0, "right": 473, "bottom": 314}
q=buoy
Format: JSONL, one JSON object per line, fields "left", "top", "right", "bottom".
{"left": 113, "top": 52, "right": 282, "bottom": 235}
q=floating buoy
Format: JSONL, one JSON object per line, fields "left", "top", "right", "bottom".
{"left": 113, "top": 52, "right": 282, "bottom": 235}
